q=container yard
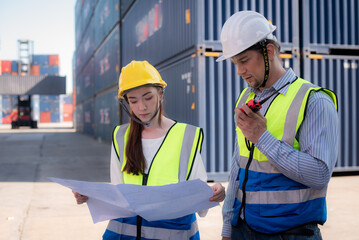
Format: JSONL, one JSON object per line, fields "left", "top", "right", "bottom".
{"left": 71, "top": 0, "right": 359, "bottom": 180}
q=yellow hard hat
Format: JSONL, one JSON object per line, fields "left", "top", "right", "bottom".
{"left": 118, "top": 60, "right": 167, "bottom": 99}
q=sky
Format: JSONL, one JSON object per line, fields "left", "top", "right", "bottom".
{"left": 0, "top": 0, "right": 76, "bottom": 94}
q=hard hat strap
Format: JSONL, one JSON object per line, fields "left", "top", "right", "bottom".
{"left": 119, "top": 98, "right": 161, "bottom": 128}
{"left": 260, "top": 40, "right": 270, "bottom": 88}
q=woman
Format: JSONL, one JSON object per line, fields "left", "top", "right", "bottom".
{"left": 73, "top": 60, "right": 225, "bottom": 240}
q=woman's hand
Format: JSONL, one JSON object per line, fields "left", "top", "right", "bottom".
{"left": 72, "top": 190, "right": 88, "bottom": 204}
{"left": 209, "top": 183, "right": 225, "bottom": 202}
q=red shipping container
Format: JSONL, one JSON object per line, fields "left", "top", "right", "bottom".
{"left": 11, "top": 72, "right": 18, "bottom": 75}
{"left": 31, "top": 65, "right": 40, "bottom": 75}
{"left": 63, "top": 104, "right": 73, "bottom": 113}
{"left": 49, "top": 55, "right": 60, "bottom": 66}
{"left": 1, "top": 60, "right": 11, "bottom": 73}
{"left": 40, "top": 112, "right": 51, "bottom": 123}
{"left": 63, "top": 112, "right": 73, "bottom": 122}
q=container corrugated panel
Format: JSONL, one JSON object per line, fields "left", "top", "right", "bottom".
{"left": 94, "top": 0, "right": 120, "bottom": 49}
{"left": 121, "top": 0, "right": 197, "bottom": 66}
{"left": 158, "top": 54, "right": 298, "bottom": 181}
{"left": 40, "top": 112, "right": 51, "bottom": 123}
{"left": 83, "top": 98, "right": 95, "bottom": 136}
{"left": 94, "top": 25, "right": 120, "bottom": 93}
{"left": 77, "top": 58, "right": 95, "bottom": 103}
{"left": 120, "top": 0, "right": 135, "bottom": 19}
{"left": 1, "top": 61, "right": 11, "bottom": 73}
{"left": 95, "top": 87, "right": 120, "bottom": 141}
{"left": 32, "top": 55, "right": 49, "bottom": 65}
{"left": 75, "top": 103, "right": 84, "bottom": 132}
{"left": 49, "top": 66, "right": 59, "bottom": 76}
{"left": 121, "top": 0, "right": 300, "bottom": 67}
{"left": 301, "top": 0, "right": 359, "bottom": 53}
{"left": 81, "top": 0, "right": 97, "bottom": 36}
{"left": 51, "top": 112, "right": 60, "bottom": 122}
{"left": 75, "top": 14, "right": 83, "bottom": 48}
{"left": 11, "top": 61, "right": 18, "bottom": 73}
{"left": 302, "top": 54, "right": 359, "bottom": 171}
{"left": 40, "top": 65, "right": 49, "bottom": 75}
{"left": 49, "top": 55, "right": 60, "bottom": 66}
{"left": 76, "top": 18, "right": 95, "bottom": 77}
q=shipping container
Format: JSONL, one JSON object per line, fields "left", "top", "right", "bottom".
{"left": 40, "top": 65, "right": 49, "bottom": 75}
{"left": 11, "top": 61, "right": 19, "bottom": 73}
{"left": 75, "top": 103, "right": 84, "bottom": 132}
{"left": 83, "top": 98, "right": 95, "bottom": 136}
{"left": 81, "top": 0, "right": 97, "bottom": 38}
{"left": 302, "top": 54, "right": 359, "bottom": 171}
{"left": 40, "top": 111, "right": 51, "bottom": 123}
{"left": 157, "top": 53, "right": 298, "bottom": 181}
{"left": 301, "top": 0, "right": 359, "bottom": 54}
{"left": 1, "top": 61, "right": 11, "bottom": 73}
{"left": 32, "top": 55, "right": 49, "bottom": 65}
{"left": 94, "top": 25, "right": 120, "bottom": 93}
{"left": 77, "top": 58, "right": 95, "bottom": 104}
{"left": 30, "top": 65, "right": 40, "bottom": 75}
{"left": 49, "top": 55, "right": 60, "bottom": 66}
{"left": 51, "top": 112, "right": 60, "bottom": 122}
{"left": 76, "top": 17, "right": 95, "bottom": 76}
{"left": 120, "top": 0, "right": 135, "bottom": 19}
{"left": 95, "top": 87, "right": 120, "bottom": 141}
{"left": 49, "top": 66, "right": 59, "bottom": 76}
{"left": 121, "top": 0, "right": 300, "bottom": 67}
{"left": 94, "top": 0, "right": 120, "bottom": 49}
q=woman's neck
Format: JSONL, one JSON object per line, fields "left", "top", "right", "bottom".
{"left": 141, "top": 116, "right": 175, "bottom": 139}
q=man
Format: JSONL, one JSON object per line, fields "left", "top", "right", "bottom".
{"left": 217, "top": 11, "right": 339, "bottom": 239}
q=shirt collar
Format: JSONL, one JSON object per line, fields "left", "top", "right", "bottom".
{"left": 252, "top": 68, "right": 297, "bottom": 96}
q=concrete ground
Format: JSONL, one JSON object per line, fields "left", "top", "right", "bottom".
{"left": 0, "top": 123, "right": 358, "bottom": 240}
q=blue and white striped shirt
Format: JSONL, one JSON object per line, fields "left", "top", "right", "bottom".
{"left": 221, "top": 68, "right": 339, "bottom": 237}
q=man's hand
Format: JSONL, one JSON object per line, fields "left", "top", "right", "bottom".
{"left": 234, "top": 104, "right": 267, "bottom": 144}
{"left": 209, "top": 183, "right": 225, "bottom": 202}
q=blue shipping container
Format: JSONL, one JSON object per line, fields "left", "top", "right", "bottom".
{"left": 94, "top": 25, "right": 120, "bottom": 93}
{"left": 94, "top": 87, "right": 120, "bottom": 141}
{"left": 11, "top": 61, "right": 18, "bottom": 73}
{"left": 77, "top": 58, "right": 95, "bottom": 104}
{"left": 94, "top": 0, "right": 120, "bottom": 49}
{"left": 76, "top": 17, "right": 95, "bottom": 76}
{"left": 121, "top": 0, "right": 300, "bottom": 67}
{"left": 157, "top": 54, "right": 298, "bottom": 181}
{"left": 32, "top": 55, "right": 49, "bottom": 65}
{"left": 49, "top": 66, "right": 59, "bottom": 76}
{"left": 302, "top": 54, "right": 359, "bottom": 171}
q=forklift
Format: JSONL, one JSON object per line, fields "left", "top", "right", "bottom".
{"left": 11, "top": 95, "right": 37, "bottom": 129}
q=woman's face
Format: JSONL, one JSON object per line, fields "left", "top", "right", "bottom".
{"left": 126, "top": 86, "right": 162, "bottom": 123}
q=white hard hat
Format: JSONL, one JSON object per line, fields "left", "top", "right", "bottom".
{"left": 216, "top": 11, "right": 277, "bottom": 62}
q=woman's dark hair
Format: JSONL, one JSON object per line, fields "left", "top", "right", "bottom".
{"left": 122, "top": 87, "right": 163, "bottom": 175}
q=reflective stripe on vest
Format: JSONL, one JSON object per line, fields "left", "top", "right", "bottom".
{"left": 232, "top": 78, "right": 337, "bottom": 234}
{"left": 107, "top": 122, "right": 203, "bottom": 239}
{"left": 105, "top": 218, "right": 199, "bottom": 240}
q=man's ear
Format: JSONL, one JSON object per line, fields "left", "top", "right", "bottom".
{"left": 266, "top": 43, "right": 276, "bottom": 61}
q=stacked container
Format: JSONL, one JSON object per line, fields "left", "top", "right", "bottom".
{"left": 300, "top": 0, "right": 359, "bottom": 171}
{"left": 75, "top": 0, "right": 121, "bottom": 141}
{"left": 120, "top": 0, "right": 300, "bottom": 180}
{"left": 74, "top": 0, "right": 359, "bottom": 178}
{"left": 1, "top": 60, "right": 12, "bottom": 75}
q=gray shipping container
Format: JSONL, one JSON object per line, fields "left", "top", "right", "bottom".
{"left": 95, "top": 25, "right": 120, "bottom": 93}
{"left": 158, "top": 54, "right": 298, "bottom": 181}
{"left": 301, "top": 0, "right": 359, "bottom": 54}
{"left": 95, "top": 87, "right": 120, "bottom": 142}
{"left": 121, "top": 0, "right": 300, "bottom": 67}
{"left": 302, "top": 54, "right": 359, "bottom": 171}
{"left": 81, "top": 98, "right": 95, "bottom": 136}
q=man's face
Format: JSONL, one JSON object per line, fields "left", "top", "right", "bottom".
{"left": 231, "top": 50, "right": 264, "bottom": 89}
